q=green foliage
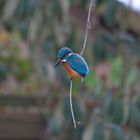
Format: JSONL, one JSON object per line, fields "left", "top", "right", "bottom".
{"left": 110, "top": 56, "right": 123, "bottom": 86}
{"left": 93, "top": 34, "right": 114, "bottom": 62}
{"left": 93, "top": 36, "right": 107, "bottom": 62}
{"left": 12, "top": 59, "right": 31, "bottom": 81}
{"left": 112, "top": 125, "right": 122, "bottom": 140}
{"left": 85, "top": 69, "right": 95, "bottom": 90}
{"left": 125, "top": 67, "right": 137, "bottom": 88}
{"left": 0, "top": 0, "right": 5, "bottom": 13}
{"left": 15, "top": 0, "right": 37, "bottom": 18}
{"left": 0, "top": 63, "right": 8, "bottom": 82}
{"left": 105, "top": 0, "right": 117, "bottom": 26}
{"left": 129, "top": 103, "right": 140, "bottom": 130}
{"left": 51, "top": 0, "right": 62, "bottom": 21}
{"left": 103, "top": 92, "right": 113, "bottom": 114}
{"left": 0, "top": 42, "right": 31, "bottom": 81}
{"left": 0, "top": 0, "right": 140, "bottom": 139}
{"left": 110, "top": 100, "right": 123, "bottom": 124}
{"left": 95, "top": 0, "right": 104, "bottom": 7}
{"left": 92, "top": 122, "right": 104, "bottom": 140}
{"left": 18, "top": 22, "right": 29, "bottom": 39}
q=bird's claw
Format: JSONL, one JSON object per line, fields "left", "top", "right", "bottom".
{"left": 73, "top": 121, "right": 81, "bottom": 129}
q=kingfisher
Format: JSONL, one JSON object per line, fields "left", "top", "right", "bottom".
{"left": 54, "top": 47, "right": 89, "bottom": 80}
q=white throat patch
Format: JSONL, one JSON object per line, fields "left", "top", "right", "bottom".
{"left": 61, "top": 59, "right": 67, "bottom": 63}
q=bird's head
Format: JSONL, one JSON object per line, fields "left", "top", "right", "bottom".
{"left": 54, "top": 47, "right": 73, "bottom": 67}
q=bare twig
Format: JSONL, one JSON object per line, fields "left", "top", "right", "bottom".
{"left": 69, "top": 80, "right": 76, "bottom": 128}
{"left": 69, "top": 0, "right": 95, "bottom": 129}
{"left": 80, "top": 0, "right": 95, "bottom": 56}
{"left": 69, "top": 80, "right": 80, "bottom": 129}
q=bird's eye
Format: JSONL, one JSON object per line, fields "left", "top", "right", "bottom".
{"left": 63, "top": 54, "right": 67, "bottom": 57}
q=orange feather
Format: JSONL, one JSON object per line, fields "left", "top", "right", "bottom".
{"left": 62, "top": 62, "right": 81, "bottom": 79}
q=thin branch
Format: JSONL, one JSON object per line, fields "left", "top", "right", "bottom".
{"left": 69, "top": 80, "right": 76, "bottom": 128}
{"left": 69, "top": 80, "right": 80, "bottom": 129}
{"left": 80, "top": 0, "right": 95, "bottom": 56}
{"left": 69, "top": 0, "right": 95, "bottom": 129}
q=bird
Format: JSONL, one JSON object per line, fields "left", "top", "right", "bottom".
{"left": 54, "top": 47, "right": 89, "bottom": 80}
{"left": 54, "top": 47, "right": 89, "bottom": 129}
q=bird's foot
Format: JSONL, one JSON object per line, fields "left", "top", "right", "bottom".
{"left": 73, "top": 121, "right": 81, "bottom": 129}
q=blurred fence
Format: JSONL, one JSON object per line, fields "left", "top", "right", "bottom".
{"left": 0, "top": 94, "right": 46, "bottom": 140}
{"left": 0, "top": 112, "right": 44, "bottom": 140}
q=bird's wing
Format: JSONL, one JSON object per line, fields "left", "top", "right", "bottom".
{"left": 67, "top": 53, "right": 89, "bottom": 77}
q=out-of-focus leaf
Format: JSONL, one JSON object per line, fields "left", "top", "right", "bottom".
{"left": 110, "top": 100, "right": 123, "bottom": 124}
{"left": 125, "top": 67, "right": 137, "bottom": 88}
{"left": 129, "top": 103, "right": 140, "bottom": 130}
{"left": 52, "top": 0, "right": 62, "bottom": 21}
{"left": 105, "top": 0, "right": 117, "bottom": 26}
{"left": 103, "top": 32, "right": 116, "bottom": 45}
{"left": 103, "top": 92, "right": 113, "bottom": 115}
{"left": 69, "top": 0, "right": 76, "bottom": 6}
{"left": 85, "top": 69, "right": 95, "bottom": 90}
{"left": 112, "top": 125, "right": 122, "bottom": 140}
{"left": 65, "top": 28, "right": 77, "bottom": 51}
{"left": 18, "top": 22, "right": 28, "bottom": 39}
{"left": 0, "top": 64, "right": 8, "bottom": 82}
{"left": 81, "top": 0, "right": 88, "bottom": 8}
{"left": 12, "top": 59, "right": 31, "bottom": 81}
{"left": 95, "top": 0, "right": 104, "bottom": 7}
{"left": 0, "top": 0, "right": 5, "bottom": 7}
{"left": 117, "top": 32, "right": 140, "bottom": 55}
{"left": 92, "top": 121, "right": 104, "bottom": 140}
{"left": 47, "top": 106, "right": 63, "bottom": 135}
{"left": 42, "top": 35, "right": 56, "bottom": 59}
{"left": 4, "top": 20, "right": 15, "bottom": 32}
{"left": 136, "top": 96, "right": 140, "bottom": 110}
{"left": 93, "top": 37, "right": 106, "bottom": 62}
{"left": 93, "top": 35, "right": 114, "bottom": 62}
{"left": 110, "top": 56, "right": 123, "bottom": 86}
{"left": 15, "top": 0, "right": 37, "bottom": 17}
{"left": 0, "top": 0, "right": 5, "bottom": 14}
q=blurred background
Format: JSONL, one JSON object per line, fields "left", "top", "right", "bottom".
{"left": 0, "top": 0, "right": 140, "bottom": 140}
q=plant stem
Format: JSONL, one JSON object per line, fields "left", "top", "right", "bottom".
{"left": 80, "top": 0, "right": 95, "bottom": 56}
{"left": 70, "top": 80, "right": 77, "bottom": 129}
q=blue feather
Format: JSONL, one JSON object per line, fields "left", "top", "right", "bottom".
{"left": 65, "top": 53, "right": 89, "bottom": 77}
{"left": 57, "top": 47, "right": 72, "bottom": 59}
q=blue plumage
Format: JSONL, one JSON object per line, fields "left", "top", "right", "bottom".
{"left": 55, "top": 47, "right": 89, "bottom": 79}
{"left": 57, "top": 47, "right": 72, "bottom": 59}
{"left": 65, "top": 53, "right": 89, "bottom": 77}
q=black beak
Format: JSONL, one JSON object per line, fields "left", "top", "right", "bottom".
{"left": 54, "top": 59, "right": 61, "bottom": 68}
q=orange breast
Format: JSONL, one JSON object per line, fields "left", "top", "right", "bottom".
{"left": 62, "top": 62, "right": 81, "bottom": 79}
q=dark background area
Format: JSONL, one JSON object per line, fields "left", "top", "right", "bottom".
{"left": 0, "top": 0, "right": 140, "bottom": 140}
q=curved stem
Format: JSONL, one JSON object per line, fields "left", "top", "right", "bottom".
{"left": 80, "top": 0, "right": 95, "bottom": 56}
{"left": 70, "top": 80, "right": 77, "bottom": 129}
